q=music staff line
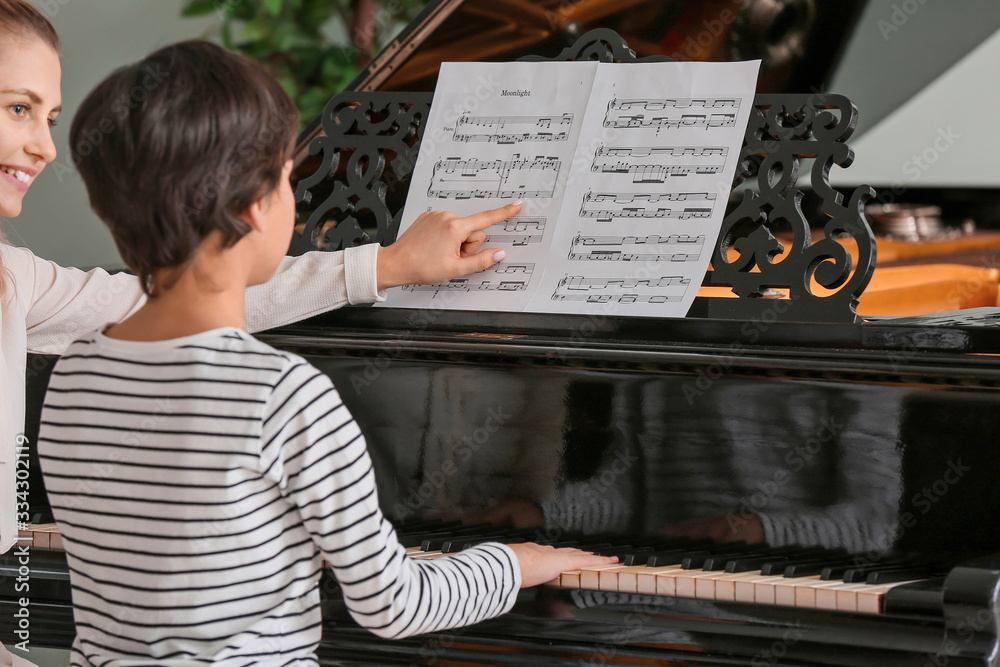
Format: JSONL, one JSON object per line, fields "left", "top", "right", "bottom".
{"left": 403, "top": 280, "right": 529, "bottom": 295}
{"left": 592, "top": 145, "right": 726, "bottom": 183}
{"left": 485, "top": 217, "right": 546, "bottom": 246}
{"left": 580, "top": 207, "right": 714, "bottom": 222}
{"left": 581, "top": 190, "right": 716, "bottom": 222}
{"left": 608, "top": 97, "right": 740, "bottom": 110}
{"left": 428, "top": 155, "right": 560, "bottom": 199}
{"left": 591, "top": 162, "right": 724, "bottom": 183}
{"left": 454, "top": 112, "right": 573, "bottom": 145}
{"left": 595, "top": 146, "right": 728, "bottom": 158}
{"left": 401, "top": 262, "right": 536, "bottom": 298}
{"left": 552, "top": 275, "right": 691, "bottom": 304}
{"left": 604, "top": 112, "right": 737, "bottom": 132}
{"left": 568, "top": 233, "right": 704, "bottom": 263}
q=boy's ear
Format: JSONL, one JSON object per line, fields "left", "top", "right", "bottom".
{"left": 238, "top": 197, "right": 268, "bottom": 233}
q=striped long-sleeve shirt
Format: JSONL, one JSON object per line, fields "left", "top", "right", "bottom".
{"left": 37, "top": 328, "right": 520, "bottom": 667}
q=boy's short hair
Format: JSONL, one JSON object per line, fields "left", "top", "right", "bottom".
{"left": 70, "top": 40, "right": 299, "bottom": 296}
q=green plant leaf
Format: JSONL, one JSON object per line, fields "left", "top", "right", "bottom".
{"left": 181, "top": 0, "right": 218, "bottom": 17}
{"left": 239, "top": 17, "right": 270, "bottom": 42}
{"left": 181, "top": 0, "right": 425, "bottom": 129}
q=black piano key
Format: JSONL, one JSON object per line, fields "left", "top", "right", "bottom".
{"left": 594, "top": 546, "right": 637, "bottom": 559}
{"left": 779, "top": 559, "right": 857, "bottom": 578}
{"left": 617, "top": 546, "right": 655, "bottom": 564}
{"left": 623, "top": 547, "right": 680, "bottom": 566}
{"left": 842, "top": 562, "right": 915, "bottom": 583}
{"left": 648, "top": 550, "right": 709, "bottom": 568}
{"left": 456, "top": 536, "right": 529, "bottom": 551}
{"left": 616, "top": 540, "right": 717, "bottom": 565}
{"left": 441, "top": 536, "right": 501, "bottom": 553}
{"left": 866, "top": 567, "right": 933, "bottom": 585}
{"left": 413, "top": 532, "right": 458, "bottom": 551}
{"left": 684, "top": 543, "right": 762, "bottom": 570}
{"left": 622, "top": 549, "right": 694, "bottom": 567}
{"left": 820, "top": 564, "right": 861, "bottom": 581}
{"left": 444, "top": 528, "right": 528, "bottom": 551}
{"left": 420, "top": 523, "right": 498, "bottom": 551}
{"left": 683, "top": 551, "right": 752, "bottom": 570}
{"left": 726, "top": 548, "right": 832, "bottom": 574}
{"left": 723, "top": 554, "right": 790, "bottom": 573}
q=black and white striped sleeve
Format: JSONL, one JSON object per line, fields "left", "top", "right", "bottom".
{"left": 259, "top": 361, "right": 521, "bottom": 639}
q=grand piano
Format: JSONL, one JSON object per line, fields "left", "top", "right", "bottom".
{"left": 7, "top": 1, "right": 1000, "bottom": 665}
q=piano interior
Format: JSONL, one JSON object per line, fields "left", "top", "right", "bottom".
{"left": 9, "top": 1, "right": 1000, "bottom": 665}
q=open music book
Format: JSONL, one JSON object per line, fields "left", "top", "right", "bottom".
{"left": 378, "top": 59, "right": 761, "bottom": 318}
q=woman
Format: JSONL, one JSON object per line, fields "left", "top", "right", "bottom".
{"left": 0, "top": 0, "right": 515, "bottom": 611}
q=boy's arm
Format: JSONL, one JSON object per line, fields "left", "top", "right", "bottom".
{"left": 261, "top": 362, "right": 521, "bottom": 639}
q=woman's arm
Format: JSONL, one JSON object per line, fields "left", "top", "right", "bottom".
{"left": 14, "top": 202, "right": 523, "bottom": 352}
{"left": 12, "top": 244, "right": 373, "bottom": 353}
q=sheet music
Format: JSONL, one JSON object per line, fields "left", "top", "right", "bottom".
{"left": 528, "top": 61, "right": 760, "bottom": 317}
{"left": 384, "top": 61, "right": 598, "bottom": 311}
{"left": 380, "top": 59, "right": 760, "bottom": 317}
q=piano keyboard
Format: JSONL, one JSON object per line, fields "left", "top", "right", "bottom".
{"left": 21, "top": 521, "right": 932, "bottom": 614}
{"left": 17, "top": 523, "right": 62, "bottom": 549}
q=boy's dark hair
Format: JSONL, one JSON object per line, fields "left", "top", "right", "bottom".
{"left": 70, "top": 40, "right": 298, "bottom": 296}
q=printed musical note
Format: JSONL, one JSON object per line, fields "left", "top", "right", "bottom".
{"left": 595, "top": 146, "right": 728, "bottom": 158}
{"left": 484, "top": 217, "right": 546, "bottom": 245}
{"left": 401, "top": 279, "right": 529, "bottom": 297}
{"left": 427, "top": 155, "right": 561, "bottom": 199}
{"left": 551, "top": 275, "right": 691, "bottom": 304}
{"left": 590, "top": 162, "right": 723, "bottom": 182}
{"left": 604, "top": 98, "right": 738, "bottom": 133}
{"left": 608, "top": 98, "right": 739, "bottom": 111}
{"left": 567, "top": 233, "right": 704, "bottom": 262}
{"left": 591, "top": 145, "right": 726, "bottom": 184}
{"left": 579, "top": 192, "right": 714, "bottom": 221}
{"left": 453, "top": 112, "right": 574, "bottom": 144}
{"left": 399, "top": 262, "right": 536, "bottom": 299}
{"left": 583, "top": 191, "right": 717, "bottom": 203}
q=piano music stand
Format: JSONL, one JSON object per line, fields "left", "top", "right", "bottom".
{"left": 291, "top": 28, "right": 877, "bottom": 324}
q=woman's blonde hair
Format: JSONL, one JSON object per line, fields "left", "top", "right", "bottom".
{"left": 0, "top": 0, "right": 60, "bottom": 302}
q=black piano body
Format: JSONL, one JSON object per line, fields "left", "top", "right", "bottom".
{"left": 8, "top": 1, "right": 1000, "bottom": 665}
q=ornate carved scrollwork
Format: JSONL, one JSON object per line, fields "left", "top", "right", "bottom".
{"left": 290, "top": 29, "right": 877, "bottom": 324}
{"left": 706, "top": 94, "right": 876, "bottom": 323}
{"left": 290, "top": 93, "right": 431, "bottom": 256}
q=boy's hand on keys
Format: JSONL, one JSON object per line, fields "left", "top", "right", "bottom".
{"left": 376, "top": 202, "right": 523, "bottom": 290}
{"left": 509, "top": 543, "right": 618, "bottom": 588}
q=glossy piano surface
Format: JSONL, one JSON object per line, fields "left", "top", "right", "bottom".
{"left": 262, "top": 309, "right": 1000, "bottom": 665}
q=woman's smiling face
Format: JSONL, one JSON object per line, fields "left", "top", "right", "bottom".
{"left": 0, "top": 35, "right": 61, "bottom": 218}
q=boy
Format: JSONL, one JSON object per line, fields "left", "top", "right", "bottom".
{"left": 37, "top": 40, "right": 612, "bottom": 667}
